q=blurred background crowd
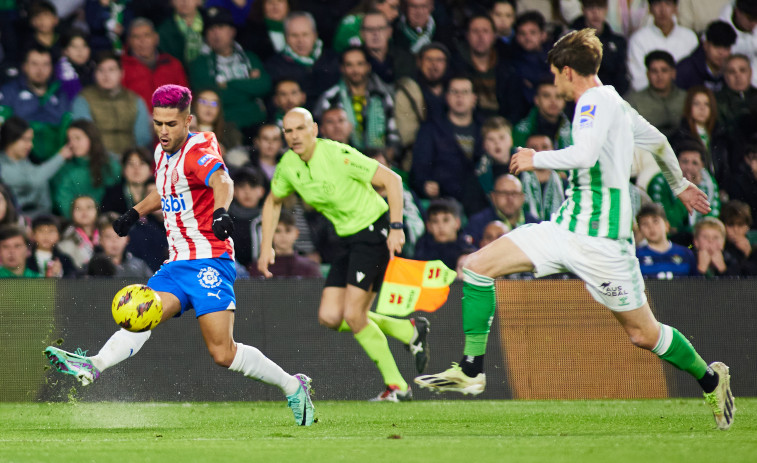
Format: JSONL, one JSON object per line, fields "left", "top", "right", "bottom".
{"left": 0, "top": 0, "right": 755, "bottom": 280}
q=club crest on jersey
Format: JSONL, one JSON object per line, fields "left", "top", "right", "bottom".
{"left": 198, "top": 154, "right": 213, "bottom": 166}
{"left": 171, "top": 168, "right": 180, "bottom": 185}
{"left": 197, "top": 267, "right": 222, "bottom": 288}
{"left": 579, "top": 105, "right": 596, "bottom": 128}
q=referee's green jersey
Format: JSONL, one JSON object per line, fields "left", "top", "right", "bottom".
{"left": 271, "top": 138, "right": 389, "bottom": 237}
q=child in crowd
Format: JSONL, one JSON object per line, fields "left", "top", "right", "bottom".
{"left": 635, "top": 203, "right": 695, "bottom": 279}
{"left": 229, "top": 167, "right": 268, "bottom": 268}
{"left": 719, "top": 200, "right": 757, "bottom": 275}
{"left": 692, "top": 217, "right": 741, "bottom": 277}
{"left": 476, "top": 116, "right": 513, "bottom": 196}
{"left": 57, "top": 195, "right": 99, "bottom": 270}
{"left": 88, "top": 212, "right": 152, "bottom": 278}
{"left": 253, "top": 123, "right": 283, "bottom": 181}
{"left": 414, "top": 198, "right": 476, "bottom": 271}
{"left": 248, "top": 209, "right": 321, "bottom": 278}
{"left": 27, "top": 215, "right": 77, "bottom": 278}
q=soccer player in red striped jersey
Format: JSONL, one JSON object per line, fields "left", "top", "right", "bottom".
{"left": 45, "top": 85, "right": 315, "bottom": 426}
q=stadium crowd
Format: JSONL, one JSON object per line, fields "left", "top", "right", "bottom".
{"left": 0, "top": 0, "right": 756, "bottom": 279}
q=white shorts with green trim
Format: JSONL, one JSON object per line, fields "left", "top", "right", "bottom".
{"left": 506, "top": 221, "right": 647, "bottom": 312}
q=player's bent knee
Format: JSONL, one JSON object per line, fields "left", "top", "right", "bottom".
{"left": 318, "top": 314, "right": 342, "bottom": 330}
{"left": 207, "top": 346, "right": 235, "bottom": 367}
{"left": 627, "top": 330, "right": 656, "bottom": 350}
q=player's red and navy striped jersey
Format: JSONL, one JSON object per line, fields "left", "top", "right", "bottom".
{"left": 153, "top": 131, "right": 234, "bottom": 262}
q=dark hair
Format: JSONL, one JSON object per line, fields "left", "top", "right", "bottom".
{"left": 23, "top": 45, "right": 52, "bottom": 64}
{"left": 0, "top": 224, "right": 27, "bottom": 244}
{"left": 683, "top": 86, "right": 717, "bottom": 137}
{"left": 736, "top": 0, "right": 757, "bottom": 19}
{"left": 340, "top": 46, "right": 368, "bottom": 65}
{"left": 580, "top": 0, "right": 608, "bottom": 7}
{"left": 705, "top": 20, "right": 737, "bottom": 47}
{"left": 547, "top": 28, "right": 603, "bottom": 76}
{"left": 467, "top": 14, "right": 496, "bottom": 33}
{"left": 278, "top": 208, "right": 297, "bottom": 227}
{"left": 96, "top": 211, "right": 121, "bottom": 232}
{"left": 0, "top": 184, "right": 20, "bottom": 226}
{"left": 28, "top": 0, "right": 57, "bottom": 18}
{"left": 648, "top": 0, "right": 677, "bottom": 5}
{"left": 427, "top": 198, "right": 462, "bottom": 219}
{"left": 644, "top": 50, "right": 675, "bottom": 69}
{"left": 31, "top": 214, "right": 60, "bottom": 231}
{"left": 636, "top": 202, "right": 667, "bottom": 223}
{"left": 61, "top": 27, "right": 89, "bottom": 49}
{"left": 720, "top": 200, "right": 753, "bottom": 227}
{"left": 491, "top": 0, "right": 517, "bottom": 11}
{"left": 87, "top": 253, "right": 116, "bottom": 276}
{"left": 0, "top": 116, "right": 31, "bottom": 151}
{"left": 232, "top": 166, "right": 266, "bottom": 188}
{"left": 93, "top": 49, "right": 121, "bottom": 69}
{"left": 274, "top": 77, "right": 303, "bottom": 92}
{"left": 121, "top": 146, "right": 152, "bottom": 168}
{"left": 67, "top": 119, "right": 111, "bottom": 187}
{"left": 674, "top": 139, "right": 707, "bottom": 163}
{"left": 514, "top": 10, "right": 546, "bottom": 32}
{"left": 417, "top": 41, "right": 450, "bottom": 60}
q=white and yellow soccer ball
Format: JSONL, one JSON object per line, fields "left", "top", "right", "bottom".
{"left": 111, "top": 284, "right": 163, "bottom": 332}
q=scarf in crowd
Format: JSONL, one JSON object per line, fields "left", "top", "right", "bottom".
{"left": 213, "top": 42, "right": 254, "bottom": 85}
{"left": 520, "top": 170, "right": 565, "bottom": 221}
{"left": 265, "top": 18, "right": 286, "bottom": 52}
{"left": 175, "top": 12, "right": 204, "bottom": 63}
{"left": 281, "top": 38, "right": 323, "bottom": 67}
{"left": 399, "top": 15, "right": 436, "bottom": 54}
{"left": 338, "top": 80, "right": 386, "bottom": 149}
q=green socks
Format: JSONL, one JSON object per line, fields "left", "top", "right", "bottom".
{"left": 353, "top": 320, "right": 408, "bottom": 390}
{"left": 653, "top": 324, "right": 708, "bottom": 379}
{"left": 462, "top": 268, "right": 496, "bottom": 357}
{"left": 367, "top": 312, "right": 414, "bottom": 344}
{"left": 338, "top": 313, "right": 414, "bottom": 344}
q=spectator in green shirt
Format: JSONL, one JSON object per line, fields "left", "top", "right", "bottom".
{"left": 50, "top": 119, "right": 121, "bottom": 219}
{"left": 188, "top": 6, "right": 272, "bottom": 143}
{"left": 0, "top": 225, "right": 41, "bottom": 278}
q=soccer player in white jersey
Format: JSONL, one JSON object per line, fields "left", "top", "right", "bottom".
{"left": 416, "top": 29, "right": 735, "bottom": 430}
{"left": 44, "top": 85, "right": 315, "bottom": 426}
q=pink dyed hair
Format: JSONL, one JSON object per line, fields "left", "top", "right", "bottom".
{"left": 152, "top": 84, "right": 192, "bottom": 112}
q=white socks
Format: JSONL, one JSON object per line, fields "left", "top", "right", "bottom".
{"left": 90, "top": 329, "right": 152, "bottom": 372}
{"left": 228, "top": 343, "right": 300, "bottom": 396}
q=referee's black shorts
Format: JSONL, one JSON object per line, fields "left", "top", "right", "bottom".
{"left": 325, "top": 213, "right": 390, "bottom": 292}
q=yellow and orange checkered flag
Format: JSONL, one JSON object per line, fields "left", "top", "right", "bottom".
{"left": 375, "top": 257, "right": 457, "bottom": 317}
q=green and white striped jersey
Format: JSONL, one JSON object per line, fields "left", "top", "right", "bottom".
{"left": 533, "top": 86, "right": 689, "bottom": 241}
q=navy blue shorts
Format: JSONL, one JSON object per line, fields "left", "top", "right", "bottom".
{"left": 147, "top": 257, "right": 236, "bottom": 317}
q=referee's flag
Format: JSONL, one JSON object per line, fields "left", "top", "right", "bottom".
{"left": 375, "top": 257, "right": 457, "bottom": 317}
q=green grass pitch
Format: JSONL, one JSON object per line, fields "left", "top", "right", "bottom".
{"left": 2, "top": 399, "right": 755, "bottom": 463}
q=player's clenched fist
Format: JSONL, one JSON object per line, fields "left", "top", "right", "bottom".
{"left": 113, "top": 208, "right": 140, "bottom": 237}
{"left": 212, "top": 208, "right": 235, "bottom": 240}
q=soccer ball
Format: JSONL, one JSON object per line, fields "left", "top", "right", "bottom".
{"left": 111, "top": 284, "right": 163, "bottom": 332}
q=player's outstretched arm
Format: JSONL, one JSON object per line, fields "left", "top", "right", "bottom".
{"left": 371, "top": 163, "right": 405, "bottom": 256}
{"left": 258, "top": 193, "right": 285, "bottom": 278}
{"left": 113, "top": 190, "right": 162, "bottom": 236}
{"left": 677, "top": 183, "right": 711, "bottom": 215}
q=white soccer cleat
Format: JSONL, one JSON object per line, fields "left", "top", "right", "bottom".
{"left": 703, "top": 362, "right": 735, "bottom": 430}
{"left": 414, "top": 363, "right": 485, "bottom": 395}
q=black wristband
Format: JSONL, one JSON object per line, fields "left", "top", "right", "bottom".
{"left": 389, "top": 222, "right": 404, "bottom": 230}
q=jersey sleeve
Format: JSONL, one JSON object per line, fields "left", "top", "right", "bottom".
{"left": 184, "top": 132, "right": 226, "bottom": 186}
{"left": 337, "top": 142, "right": 380, "bottom": 183}
{"left": 533, "top": 91, "right": 609, "bottom": 170}
{"left": 627, "top": 105, "right": 690, "bottom": 196}
{"left": 270, "top": 155, "right": 294, "bottom": 199}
